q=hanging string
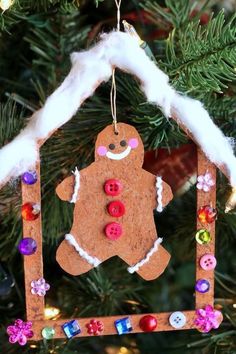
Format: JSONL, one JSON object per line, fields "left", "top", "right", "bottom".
{"left": 110, "top": 69, "right": 118, "bottom": 134}
{"left": 110, "top": 0, "right": 121, "bottom": 134}
{"left": 114, "top": 0, "right": 121, "bottom": 31}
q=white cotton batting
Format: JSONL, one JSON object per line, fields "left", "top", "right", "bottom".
{"left": 0, "top": 132, "right": 38, "bottom": 183}
{"left": 0, "top": 31, "right": 236, "bottom": 187}
{"left": 171, "top": 95, "right": 236, "bottom": 186}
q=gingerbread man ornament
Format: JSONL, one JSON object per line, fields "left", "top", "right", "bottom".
{"left": 56, "top": 123, "right": 173, "bottom": 281}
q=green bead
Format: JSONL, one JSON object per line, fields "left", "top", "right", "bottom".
{"left": 195, "top": 229, "right": 211, "bottom": 245}
{"left": 42, "top": 326, "right": 55, "bottom": 339}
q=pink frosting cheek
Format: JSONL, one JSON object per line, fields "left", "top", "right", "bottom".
{"left": 97, "top": 146, "right": 107, "bottom": 156}
{"left": 128, "top": 138, "right": 139, "bottom": 149}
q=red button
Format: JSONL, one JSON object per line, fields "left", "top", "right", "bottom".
{"left": 104, "top": 179, "right": 122, "bottom": 196}
{"left": 104, "top": 222, "right": 122, "bottom": 240}
{"left": 107, "top": 201, "right": 125, "bottom": 217}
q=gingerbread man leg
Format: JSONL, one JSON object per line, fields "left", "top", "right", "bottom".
{"left": 120, "top": 238, "right": 170, "bottom": 281}
{"left": 56, "top": 234, "right": 114, "bottom": 276}
{"left": 56, "top": 239, "right": 95, "bottom": 276}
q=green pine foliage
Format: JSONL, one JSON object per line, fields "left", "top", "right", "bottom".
{"left": 144, "top": 1, "right": 236, "bottom": 94}
{"left": 0, "top": 0, "right": 236, "bottom": 353}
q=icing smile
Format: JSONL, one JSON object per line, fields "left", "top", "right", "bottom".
{"left": 106, "top": 146, "right": 131, "bottom": 160}
{"left": 97, "top": 138, "right": 139, "bottom": 160}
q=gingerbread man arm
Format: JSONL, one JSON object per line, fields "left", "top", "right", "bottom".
{"left": 142, "top": 170, "right": 173, "bottom": 211}
{"left": 155, "top": 176, "right": 173, "bottom": 212}
{"left": 56, "top": 167, "right": 80, "bottom": 202}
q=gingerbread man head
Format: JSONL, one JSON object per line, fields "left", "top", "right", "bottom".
{"left": 95, "top": 123, "right": 144, "bottom": 166}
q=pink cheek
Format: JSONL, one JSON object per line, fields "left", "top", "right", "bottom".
{"left": 97, "top": 146, "right": 107, "bottom": 156}
{"left": 128, "top": 138, "right": 139, "bottom": 149}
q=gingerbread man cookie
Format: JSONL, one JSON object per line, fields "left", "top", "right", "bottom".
{"left": 56, "top": 123, "right": 173, "bottom": 281}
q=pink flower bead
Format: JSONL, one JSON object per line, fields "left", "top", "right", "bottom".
{"left": 7, "top": 319, "right": 33, "bottom": 345}
{"left": 194, "top": 305, "right": 222, "bottom": 333}
{"left": 31, "top": 278, "right": 50, "bottom": 296}
{"left": 197, "top": 172, "right": 215, "bottom": 192}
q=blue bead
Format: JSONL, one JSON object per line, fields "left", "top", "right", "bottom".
{"left": 114, "top": 317, "right": 132, "bottom": 335}
{"left": 62, "top": 320, "right": 81, "bottom": 338}
{"left": 21, "top": 171, "right": 37, "bottom": 185}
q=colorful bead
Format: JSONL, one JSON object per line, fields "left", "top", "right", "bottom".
{"left": 105, "top": 222, "right": 123, "bottom": 240}
{"left": 86, "top": 319, "right": 104, "bottom": 335}
{"left": 200, "top": 254, "right": 217, "bottom": 271}
{"left": 21, "top": 171, "right": 37, "bottom": 185}
{"left": 62, "top": 320, "right": 81, "bottom": 338}
{"left": 18, "top": 238, "right": 37, "bottom": 255}
{"left": 139, "top": 315, "right": 157, "bottom": 332}
{"left": 31, "top": 278, "right": 50, "bottom": 296}
{"left": 21, "top": 203, "right": 40, "bottom": 221}
{"left": 169, "top": 312, "right": 186, "bottom": 329}
{"left": 107, "top": 200, "right": 125, "bottom": 217}
{"left": 195, "top": 305, "right": 222, "bottom": 333}
{"left": 195, "top": 229, "right": 211, "bottom": 245}
{"left": 197, "top": 172, "right": 215, "bottom": 192}
{"left": 197, "top": 205, "right": 217, "bottom": 224}
{"left": 195, "top": 279, "right": 210, "bottom": 293}
{"left": 7, "top": 319, "right": 33, "bottom": 346}
{"left": 114, "top": 317, "right": 132, "bottom": 335}
{"left": 41, "top": 327, "right": 55, "bottom": 340}
{"left": 104, "top": 179, "right": 123, "bottom": 196}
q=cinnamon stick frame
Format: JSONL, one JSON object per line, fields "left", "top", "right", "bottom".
{"left": 21, "top": 147, "right": 219, "bottom": 340}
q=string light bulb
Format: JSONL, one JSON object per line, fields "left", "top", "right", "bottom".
{"left": 105, "top": 346, "right": 134, "bottom": 354}
{"left": 44, "top": 306, "right": 60, "bottom": 320}
{"left": 119, "top": 348, "right": 129, "bottom": 354}
{"left": 123, "top": 20, "right": 157, "bottom": 63}
{"left": 0, "top": 0, "right": 14, "bottom": 11}
{"left": 225, "top": 187, "right": 236, "bottom": 213}
{"left": 122, "top": 20, "right": 144, "bottom": 45}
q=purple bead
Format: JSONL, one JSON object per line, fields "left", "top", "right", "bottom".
{"left": 21, "top": 171, "right": 37, "bottom": 185}
{"left": 18, "top": 238, "right": 37, "bottom": 255}
{"left": 195, "top": 279, "right": 210, "bottom": 293}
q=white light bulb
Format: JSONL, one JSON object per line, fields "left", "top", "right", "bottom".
{"left": 0, "top": 0, "right": 14, "bottom": 11}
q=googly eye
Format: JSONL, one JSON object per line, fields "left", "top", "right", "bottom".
{"left": 120, "top": 140, "right": 127, "bottom": 147}
{"left": 109, "top": 144, "right": 115, "bottom": 150}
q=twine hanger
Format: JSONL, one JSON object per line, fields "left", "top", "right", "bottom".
{"left": 110, "top": 0, "right": 122, "bottom": 135}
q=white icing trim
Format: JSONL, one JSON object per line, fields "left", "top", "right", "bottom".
{"left": 70, "top": 167, "right": 80, "bottom": 203}
{"left": 106, "top": 145, "right": 131, "bottom": 160}
{"left": 156, "top": 176, "right": 163, "bottom": 212}
{"left": 127, "top": 238, "right": 163, "bottom": 274}
{"left": 65, "top": 234, "right": 101, "bottom": 267}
